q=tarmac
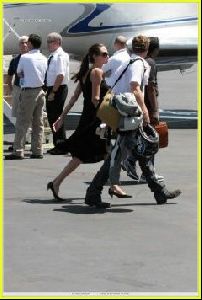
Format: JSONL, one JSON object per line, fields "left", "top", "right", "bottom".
{"left": 3, "top": 61, "right": 199, "bottom": 296}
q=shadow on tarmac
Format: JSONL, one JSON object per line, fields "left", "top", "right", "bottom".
{"left": 53, "top": 205, "right": 134, "bottom": 214}
{"left": 52, "top": 202, "right": 176, "bottom": 214}
{"left": 22, "top": 198, "right": 84, "bottom": 204}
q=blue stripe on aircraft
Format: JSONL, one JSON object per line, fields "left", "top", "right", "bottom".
{"left": 68, "top": 3, "right": 197, "bottom": 34}
{"left": 4, "top": 3, "right": 197, "bottom": 35}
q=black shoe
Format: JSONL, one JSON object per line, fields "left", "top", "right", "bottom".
{"left": 47, "top": 148, "right": 55, "bottom": 154}
{"left": 108, "top": 188, "right": 132, "bottom": 198}
{"left": 85, "top": 193, "right": 111, "bottom": 208}
{"left": 4, "top": 154, "right": 24, "bottom": 160}
{"left": 47, "top": 147, "right": 67, "bottom": 155}
{"left": 85, "top": 199, "right": 111, "bottom": 209}
{"left": 30, "top": 154, "right": 43, "bottom": 159}
{"left": 47, "top": 182, "right": 64, "bottom": 201}
{"left": 95, "top": 202, "right": 111, "bottom": 208}
{"left": 154, "top": 189, "right": 182, "bottom": 204}
{"left": 8, "top": 145, "right": 14, "bottom": 151}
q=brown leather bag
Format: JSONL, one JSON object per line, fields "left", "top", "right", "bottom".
{"left": 154, "top": 121, "right": 168, "bottom": 148}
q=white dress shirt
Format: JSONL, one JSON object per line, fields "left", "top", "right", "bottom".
{"left": 112, "top": 54, "right": 150, "bottom": 95}
{"left": 17, "top": 49, "right": 47, "bottom": 88}
{"left": 102, "top": 48, "right": 130, "bottom": 87}
{"left": 47, "top": 47, "right": 69, "bottom": 86}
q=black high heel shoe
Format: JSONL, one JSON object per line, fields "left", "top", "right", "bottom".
{"left": 108, "top": 188, "right": 132, "bottom": 198}
{"left": 47, "top": 182, "right": 64, "bottom": 201}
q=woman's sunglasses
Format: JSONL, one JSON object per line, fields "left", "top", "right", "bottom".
{"left": 99, "top": 52, "right": 109, "bottom": 58}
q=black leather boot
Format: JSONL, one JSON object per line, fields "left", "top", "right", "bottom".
{"left": 85, "top": 156, "right": 111, "bottom": 209}
{"left": 85, "top": 190, "right": 111, "bottom": 208}
{"left": 154, "top": 189, "right": 181, "bottom": 204}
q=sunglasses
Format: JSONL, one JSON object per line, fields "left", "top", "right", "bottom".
{"left": 99, "top": 52, "right": 109, "bottom": 58}
{"left": 47, "top": 40, "right": 55, "bottom": 44}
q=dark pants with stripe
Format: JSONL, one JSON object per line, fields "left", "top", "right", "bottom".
{"left": 46, "top": 85, "right": 68, "bottom": 146}
{"left": 85, "top": 146, "right": 166, "bottom": 202}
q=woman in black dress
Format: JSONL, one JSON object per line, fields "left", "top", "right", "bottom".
{"left": 47, "top": 43, "right": 110, "bottom": 207}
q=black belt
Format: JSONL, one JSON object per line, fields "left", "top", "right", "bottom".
{"left": 47, "top": 85, "right": 67, "bottom": 89}
{"left": 21, "top": 87, "right": 42, "bottom": 90}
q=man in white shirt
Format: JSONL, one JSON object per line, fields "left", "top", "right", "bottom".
{"left": 45, "top": 32, "right": 69, "bottom": 154}
{"left": 102, "top": 35, "right": 130, "bottom": 88}
{"left": 122, "top": 37, "right": 164, "bottom": 183}
{"left": 5, "top": 34, "right": 47, "bottom": 160}
{"left": 108, "top": 36, "right": 150, "bottom": 194}
{"left": 85, "top": 35, "right": 181, "bottom": 207}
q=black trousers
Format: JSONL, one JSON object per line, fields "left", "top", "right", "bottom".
{"left": 46, "top": 85, "right": 68, "bottom": 146}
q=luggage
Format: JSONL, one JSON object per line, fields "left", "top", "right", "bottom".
{"left": 154, "top": 121, "right": 168, "bottom": 148}
{"left": 118, "top": 115, "right": 143, "bottom": 131}
{"left": 112, "top": 92, "right": 141, "bottom": 116}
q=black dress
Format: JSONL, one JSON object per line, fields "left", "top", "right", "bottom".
{"left": 65, "top": 70, "right": 109, "bottom": 163}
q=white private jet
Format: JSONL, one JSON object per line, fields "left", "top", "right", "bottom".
{"left": 3, "top": 2, "right": 198, "bottom": 129}
{"left": 3, "top": 2, "right": 198, "bottom": 71}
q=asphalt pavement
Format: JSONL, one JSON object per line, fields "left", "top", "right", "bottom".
{"left": 3, "top": 61, "right": 199, "bottom": 297}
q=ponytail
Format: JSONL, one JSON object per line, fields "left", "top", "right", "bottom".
{"left": 71, "top": 43, "right": 106, "bottom": 83}
{"left": 71, "top": 54, "right": 89, "bottom": 83}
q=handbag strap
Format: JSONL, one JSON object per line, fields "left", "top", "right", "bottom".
{"left": 111, "top": 58, "right": 144, "bottom": 90}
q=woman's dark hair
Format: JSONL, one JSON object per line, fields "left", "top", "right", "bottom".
{"left": 71, "top": 43, "right": 105, "bottom": 82}
{"left": 28, "top": 34, "right": 42, "bottom": 49}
